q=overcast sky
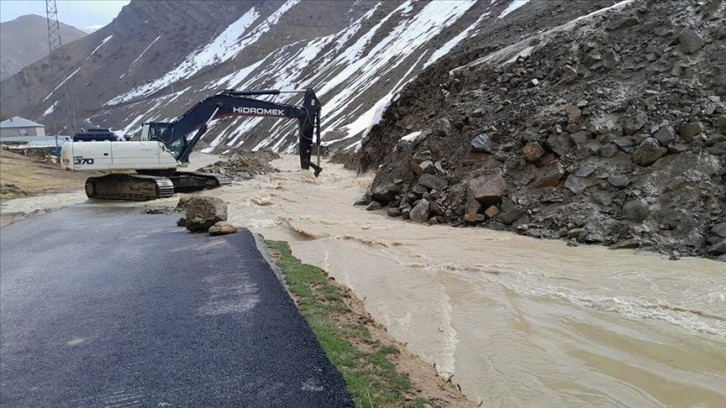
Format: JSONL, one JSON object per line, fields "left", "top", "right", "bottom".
{"left": 0, "top": 0, "right": 130, "bottom": 31}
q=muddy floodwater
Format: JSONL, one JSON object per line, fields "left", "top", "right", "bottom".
{"left": 4, "top": 155, "right": 725, "bottom": 407}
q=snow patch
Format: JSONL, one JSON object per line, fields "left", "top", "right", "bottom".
{"left": 91, "top": 35, "right": 113, "bottom": 55}
{"left": 499, "top": 0, "right": 531, "bottom": 18}
{"left": 129, "top": 35, "right": 162, "bottom": 67}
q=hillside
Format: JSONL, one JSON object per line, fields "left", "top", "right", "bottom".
{"left": 356, "top": 0, "right": 726, "bottom": 260}
{"left": 0, "top": 0, "right": 626, "bottom": 152}
{"left": 0, "top": 14, "right": 87, "bottom": 81}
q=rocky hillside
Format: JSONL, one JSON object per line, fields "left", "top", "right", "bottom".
{"left": 1, "top": 0, "right": 615, "bottom": 153}
{"left": 0, "top": 15, "right": 86, "bottom": 81}
{"left": 357, "top": 0, "right": 726, "bottom": 260}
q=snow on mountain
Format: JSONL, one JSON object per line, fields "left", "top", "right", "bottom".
{"left": 1, "top": 0, "right": 559, "bottom": 153}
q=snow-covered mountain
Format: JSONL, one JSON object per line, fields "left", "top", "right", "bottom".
{"left": 0, "top": 0, "right": 617, "bottom": 154}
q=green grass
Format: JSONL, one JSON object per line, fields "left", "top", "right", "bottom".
{"left": 266, "top": 240, "right": 438, "bottom": 408}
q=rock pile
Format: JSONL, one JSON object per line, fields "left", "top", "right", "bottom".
{"left": 199, "top": 148, "right": 280, "bottom": 181}
{"left": 357, "top": 0, "right": 726, "bottom": 260}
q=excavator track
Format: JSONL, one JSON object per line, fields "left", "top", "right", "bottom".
{"left": 85, "top": 174, "right": 174, "bottom": 201}
{"left": 168, "top": 171, "right": 231, "bottom": 193}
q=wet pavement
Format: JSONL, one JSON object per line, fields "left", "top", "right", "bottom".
{"left": 0, "top": 206, "right": 352, "bottom": 407}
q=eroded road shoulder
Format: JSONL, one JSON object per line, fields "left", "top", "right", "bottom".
{"left": 0, "top": 206, "right": 352, "bottom": 407}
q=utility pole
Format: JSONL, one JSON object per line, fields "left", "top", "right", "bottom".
{"left": 46, "top": 0, "right": 75, "bottom": 144}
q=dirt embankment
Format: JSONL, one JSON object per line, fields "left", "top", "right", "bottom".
{"left": 356, "top": 0, "right": 726, "bottom": 261}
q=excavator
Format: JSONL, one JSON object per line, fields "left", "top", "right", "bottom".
{"left": 60, "top": 88, "right": 323, "bottom": 200}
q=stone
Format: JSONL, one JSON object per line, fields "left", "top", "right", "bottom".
{"left": 546, "top": 133, "right": 574, "bottom": 156}
{"left": 583, "top": 51, "right": 602, "bottom": 68}
{"left": 529, "top": 78, "right": 540, "bottom": 88}
{"left": 523, "top": 142, "right": 545, "bottom": 162}
{"left": 387, "top": 207, "right": 402, "bottom": 217}
{"left": 366, "top": 201, "right": 382, "bottom": 211}
{"left": 614, "top": 136, "right": 638, "bottom": 152}
{"left": 632, "top": 138, "right": 667, "bottom": 166}
{"left": 570, "top": 131, "right": 588, "bottom": 145}
{"left": 468, "top": 174, "right": 507, "bottom": 205}
{"left": 602, "top": 50, "right": 620, "bottom": 69}
{"left": 610, "top": 239, "right": 641, "bottom": 250}
{"left": 177, "top": 217, "right": 187, "bottom": 227}
{"left": 418, "top": 160, "right": 435, "bottom": 175}
{"left": 371, "top": 182, "right": 401, "bottom": 204}
{"left": 208, "top": 221, "right": 238, "bottom": 236}
{"left": 185, "top": 196, "right": 228, "bottom": 232}
{"left": 410, "top": 199, "right": 430, "bottom": 223}
{"left": 707, "top": 238, "right": 726, "bottom": 255}
{"left": 497, "top": 206, "right": 524, "bottom": 225}
{"left": 565, "top": 105, "right": 582, "bottom": 124}
{"left": 678, "top": 122, "right": 703, "bottom": 142}
{"left": 532, "top": 162, "right": 565, "bottom": 187}
{"left": 575, "top": 164, "right": 597, "bottom": 178}
{"left": 484, "top": 205, "right": 500, "bottom": 219}
{"left": 564, "top": 175, "right": 593, "bottom": 194}
{"left": 623, "top": 199, "right": 650, "bottom": 222}
{"left": 430, "top": 201, "right": 446, "bottom": 217}
{"left": 464, "top": 213, "right": 486, "bottom": 223}
{"left": 600, "top": 143, "right": 619, "bottom": 158}
{"left": 679, "top": 28, "right": 705, "bottom": 54}
{"left": 711, "top": 223, "right": 726, "bottom": 238}
{"left": 418, "top": 174, "right": 448, "bottom": 191}
{"left": 607, "top": 174, "right": 631, "bottom": 188}
{"left": 653, "top": 125, "right": 675, "bottom": 145}
{"left": 623, "top": 111, "right": 647, "bottom": 135}
{"left": 471, "top": 134, "right": 497, "bottom": 154}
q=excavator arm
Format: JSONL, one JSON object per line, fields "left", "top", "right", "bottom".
{"left": 148, "top": 88, "right": 323, "bottom": 176}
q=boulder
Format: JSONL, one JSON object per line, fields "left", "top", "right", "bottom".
{"left": 602, "top": 50, "right": 620, "bottom": 69}
{"left": 679, "top": 28, "right": 705, "bottom": 54}
{"left": 564, "top": 175, "right": 593, "bottom": 194}
{"left": 484, "top": 205, "right": 500, "bottom": 219}
{"left": 653, "top": 125, "right": 675, "bottom": 145}
{"left": 410, "top": 199, "right": 430, "bottom": 223}
{"left": 418, "top": 160, "right": 436, "bottom": 175}
{"left": 523, "top": 142, "right": 545, "bottom": 162}
{"left": 533, "top": 162, "right": 565, "bottom": 187}
{"left": 711, "top": 223, "right": 726, "bottom": 238}
{"left": 371, "top": 182, "right": 401, "bottom": 204}
{"left": 418, "top": 174, "right": 448, "bottom": 191}
{"left": 632, "top": 138, "right": 667, "bottom": 166}
{"left": 471, "top": 134, "right": 498, "bottom": 154}
{"left": 468, "top": 174, "right": 507, "bottom": 205}
{"left": 623, "top": 111, "right": 647, "bottom": 135}
{"left": 209, "top": 222, "right": 238, "bottom": 236}
{"left": 366, "top": 201, "right": 382, "bottom": 211}
{"left": 623, "top": 199, "right": 650, "bottom": 222}
{"left": 678, "top": 122, "right": 702, "bottom": 142}
{"left": 607, "top": 174, "right": 631, "bottom": 188}
{"left": 185, "top": 196, "right": 228, "bottom": 232}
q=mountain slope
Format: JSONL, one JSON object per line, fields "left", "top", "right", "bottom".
{"left": 357, "top": 0, "right": 726, "bottom": 259}
{"left": 0, "top": 14, "right": 87, "bottom": 81}
{"left": 0, "top": 0, "right": 617, "bottom": 152}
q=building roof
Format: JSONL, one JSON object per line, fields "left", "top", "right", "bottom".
{"left": 0, "top": 116, "right": 44, "bottom": 129}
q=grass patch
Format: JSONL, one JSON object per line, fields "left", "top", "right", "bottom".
{"left": 266, "top": 240, "right": 438, "bottom": 408}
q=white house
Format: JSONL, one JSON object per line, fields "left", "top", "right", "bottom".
{"left": 0, "top": 116, "right": 46, "bottom": 137}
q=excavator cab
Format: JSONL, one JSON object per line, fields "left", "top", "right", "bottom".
{"left": 141, "top": 122, "right": 184, "bottom": 159}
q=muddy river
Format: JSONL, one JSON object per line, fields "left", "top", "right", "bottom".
{"left": 3, "top": 155, "right": 724, "bottom": 407}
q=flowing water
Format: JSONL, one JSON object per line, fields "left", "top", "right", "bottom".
{"left": 213, "top": 156, "right": 725, "bottom": 408}
{"left": 4, "top": 154, "right": 724, "bottom": 407}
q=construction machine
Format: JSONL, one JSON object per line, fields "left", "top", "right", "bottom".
{"left": 60, "top": 89, "right": 323, "bottom": 200}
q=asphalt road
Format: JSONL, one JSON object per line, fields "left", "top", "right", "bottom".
{"left": 0, "top": 206, "right": 352, "bottom": 407}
